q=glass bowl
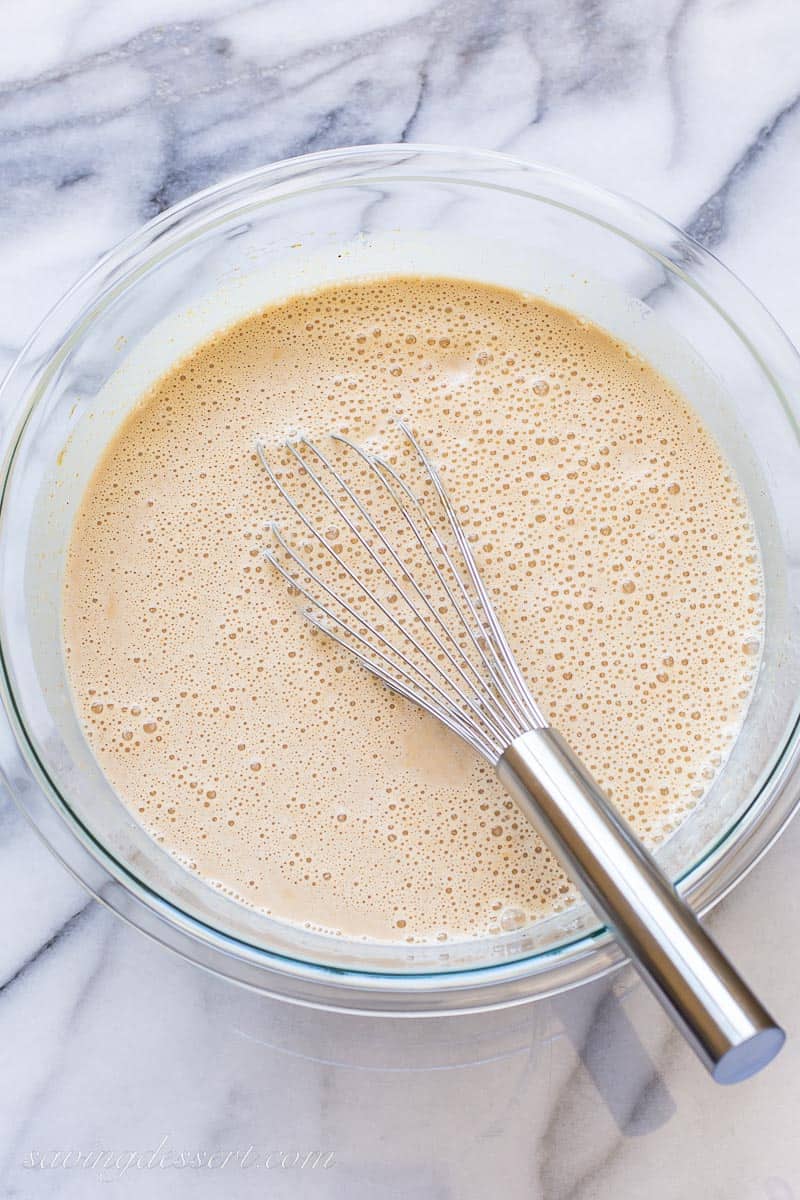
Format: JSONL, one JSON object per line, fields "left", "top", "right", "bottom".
{"left": 1, "top": 144, "right": 799, "bottom": 1013}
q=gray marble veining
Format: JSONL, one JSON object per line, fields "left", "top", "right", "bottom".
{"left": 2, "top": 2, "right": 800, "bottom": 1197}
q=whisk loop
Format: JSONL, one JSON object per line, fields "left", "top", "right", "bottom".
{"left": 257, "top": 421, "right": 546, "bottom": 763}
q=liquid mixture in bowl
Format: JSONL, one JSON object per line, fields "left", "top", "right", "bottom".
{"left": 62, "top": 277, "right": 763, "bottom": 944}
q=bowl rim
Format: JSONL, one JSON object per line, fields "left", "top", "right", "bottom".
{"left": 2, "top": 140, "right": 800, "bottom": 1010}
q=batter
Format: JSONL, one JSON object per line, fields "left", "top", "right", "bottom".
{"left": 62, "top": 277, "right": 763, "bottom": 942}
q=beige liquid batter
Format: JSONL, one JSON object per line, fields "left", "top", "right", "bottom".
{"left": 62, "top": 277, "right": 763, "bottom": 943}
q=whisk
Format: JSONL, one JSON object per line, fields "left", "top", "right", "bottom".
{"left": 257, "top": 420, "right": 783, "bottom": 1083}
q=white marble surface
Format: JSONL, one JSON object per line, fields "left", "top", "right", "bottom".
{"left": 2, "top": 2, "right": 800, "bottom": 1197}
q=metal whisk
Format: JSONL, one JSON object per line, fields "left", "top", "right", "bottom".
{"left": 257, "top": 420, "right": 783, "bottom": 1083}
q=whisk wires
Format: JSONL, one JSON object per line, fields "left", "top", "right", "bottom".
{"left": 257, "top": 421, "right": 546, "bottom": 764}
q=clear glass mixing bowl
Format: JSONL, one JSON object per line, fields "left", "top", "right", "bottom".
{"left": 1, "top": 144, "right": 799, "bottom": 1013}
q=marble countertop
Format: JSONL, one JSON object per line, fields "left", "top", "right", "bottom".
{"left": 2, "top": 2, "right": 800, "bottom": 1197}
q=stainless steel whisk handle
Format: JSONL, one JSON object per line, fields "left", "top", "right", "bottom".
{"left": 497, "top": 728, "right": 784, "bottom": 1084}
